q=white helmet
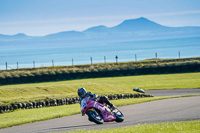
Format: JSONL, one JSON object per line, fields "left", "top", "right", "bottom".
{"left": 77, "top": 87, "right": 87, "bottom": 98}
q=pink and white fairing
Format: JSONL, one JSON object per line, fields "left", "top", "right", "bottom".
{"left": 80, "top": 97, "right": 116, "bottom": 122}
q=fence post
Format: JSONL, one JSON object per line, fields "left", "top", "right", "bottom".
{"left": 104, "top": 56, "right": 106, "bottom": 64}
{"left": 17, "top": 62, "right": 19, "bottom": 69}
{"left": 90, "top": 57, "right": 93, "bottom": 65}
{"left": 155, "top": 53, "right": 158, "bottom": 63}
{"left": 135, "top": 54, "right": 137, "bottom": 62}
{"left": 52, "top": 60, "right": 54, "bottom": 67}
{"left": 115, "top": 55, "right": 118, "bottom": 64}
{"left": 33, "top": 61, "right": 35, "bottom": 68}
{"left": 5, "top": 62, "right": 7, "bottom": 70}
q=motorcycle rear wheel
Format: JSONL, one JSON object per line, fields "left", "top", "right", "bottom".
{"left": 87, "top": 110, "right": 103, "bottom": 124}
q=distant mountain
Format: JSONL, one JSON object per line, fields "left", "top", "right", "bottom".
{"left": 0, "top": 33, "right": 30, "bottom": 41}
{"left": 84, "top": 25, "right": 109, "bottom": 33}
{"left": 111, "top": 17, "right": 167, "bottom": 31}
{"left": 1, "top": 17, "right": 200, "bottom": 43}
{"left": 44, "top": 31, "right": 85, "bottom": 40}
{"left": 12, "top": 33, "right": 27, "bottom": 37}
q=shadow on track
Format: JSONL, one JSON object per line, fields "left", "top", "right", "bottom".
{"left": 43, "top": 121, "right": 120, "bottom": 132}
{"left": 44, "top": 123, "right": 95, "bottom": 131}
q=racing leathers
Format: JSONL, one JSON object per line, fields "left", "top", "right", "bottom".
{"left": 79, "top": 92, "right": 115, "bottom": 109}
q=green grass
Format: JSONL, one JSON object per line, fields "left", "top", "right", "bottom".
{"left": 0, "top": 95, "right": 199, "bottom": 129}
{"left": 0, "top": 72, "right": 200, "bottom": 104}
{"left": 68, "top": 120, "right": 200, "bottom": 133}
{"left": 0, "top": 104, "right": 80, "bottom": 129}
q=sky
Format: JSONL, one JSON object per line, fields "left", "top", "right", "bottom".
{"left": 0, "top": 0, "right": 200, "bottom": 36}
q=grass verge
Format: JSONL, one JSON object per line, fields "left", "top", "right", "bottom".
{"left": 0, "top": 95, "right": 199, "bottom": 129}
{"left": 68, "top": 120, "right": 200, "bottom": 133}
{"left": 0, "top": 72, "right": 200, "bottom": 105}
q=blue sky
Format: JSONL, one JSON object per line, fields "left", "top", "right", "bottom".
{"left": 0, "top": 0, "right": 200, "bottom": 36}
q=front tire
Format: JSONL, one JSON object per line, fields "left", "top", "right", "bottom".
{"left": 87, "top": 110, "right": 103, "bottom": 124}
{"left": 114, "top": 109, "right": 124, "bottom": 122}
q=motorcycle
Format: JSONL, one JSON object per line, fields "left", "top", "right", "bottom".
{"left": 80, "top": 96, "right": 124, "bottom": 124}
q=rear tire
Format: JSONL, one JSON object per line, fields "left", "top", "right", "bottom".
{"left": 87, "top": 110, "right": 103, "bottom": 124}
{"left": 114, "top": 109, "right": 124, "bottom": 122}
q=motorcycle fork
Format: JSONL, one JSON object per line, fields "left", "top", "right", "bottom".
{"left": 88, "top": 108, "right": 100, "bottom": 116}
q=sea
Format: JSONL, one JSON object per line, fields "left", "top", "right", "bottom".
{"left": 0, "top": 37, "right": 200, "bottom": 70}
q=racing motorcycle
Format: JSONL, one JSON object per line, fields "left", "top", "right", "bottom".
{"left": 80, "top": 96, "right": 124, "bottom": 124}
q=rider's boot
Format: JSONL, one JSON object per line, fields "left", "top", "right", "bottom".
{"left": 111, "top": 105, "right": 116, "bottom": 111}
{"left": 99, "top": 96, "right": 116, "bottom": 110}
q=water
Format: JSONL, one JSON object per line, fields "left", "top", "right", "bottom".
{"left": 0, "top": 37, "right": 200, "bottom": 70}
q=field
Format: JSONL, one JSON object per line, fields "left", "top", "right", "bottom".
{"left": 0, "top": 95, "right": 198, "bottom": 129}
{"left": 68, "top": 120, "right": 200, "bottom": 133}
{"left": 0, "top": 71, "right": 199, "bottom": 130}
{"left": 0, "top": 72, "right": 200, "bottom": 105}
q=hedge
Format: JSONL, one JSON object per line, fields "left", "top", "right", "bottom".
{"left": 0, "top": 59, "right": 200, "bottom": 85}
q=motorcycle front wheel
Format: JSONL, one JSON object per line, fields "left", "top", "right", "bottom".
{"left": 87, "top": 109, "right": 103, "bottom": 124}
{"left": 113, "top": 109, "right": 124, "bottom": 122}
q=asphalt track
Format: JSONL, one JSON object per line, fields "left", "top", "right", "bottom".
{"left": 1, "top": 89, "right": 200, "bottom": 133}
{"left": 145, "top": 88, "right": 200, "bottom": 96}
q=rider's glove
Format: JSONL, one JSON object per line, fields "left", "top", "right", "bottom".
{"left": 88, "top": 92, "right": 98, "bottom": 100}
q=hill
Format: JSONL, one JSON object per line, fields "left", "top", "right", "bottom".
{"left": 1, "top": 17, "right": 200, "bottom": 44}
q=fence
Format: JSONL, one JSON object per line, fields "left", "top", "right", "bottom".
{"left": 1, "top": 51, "right": 182, "bottom": 70}
{"left": 0, "top": 59, "right": 200, "bottom": 85}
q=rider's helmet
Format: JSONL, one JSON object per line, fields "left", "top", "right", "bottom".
{"left": 77, "top": 87, "right": 87, "bottom": 98}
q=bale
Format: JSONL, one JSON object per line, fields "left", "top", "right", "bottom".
{"left": 17, "top": 103, "right": 22, "bottom": 109}
{"left": 28, "top": 102, "right": 33, "bottom": 109}
{"left": 45, "top": 100, "right": 50, "bottom": 106}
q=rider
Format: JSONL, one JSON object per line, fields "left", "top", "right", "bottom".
{"left": 77, "top": 87, "right": 116, "bottom": 110}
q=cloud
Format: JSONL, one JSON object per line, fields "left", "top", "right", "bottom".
{"left": 145, "top": 10, "right": 200, "bottom": 17}
{"left": 2, "top": 10, "right": 200, "bottom": 26}
{"left": 1, "top": 10, "right": 200, "bottom": 35}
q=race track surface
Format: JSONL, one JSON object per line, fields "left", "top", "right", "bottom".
{"left": 1, "top": 89, "right": 200, "bottom": 133}
{"left": 145, "top": 88, "right": 200, "bottom": 96}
